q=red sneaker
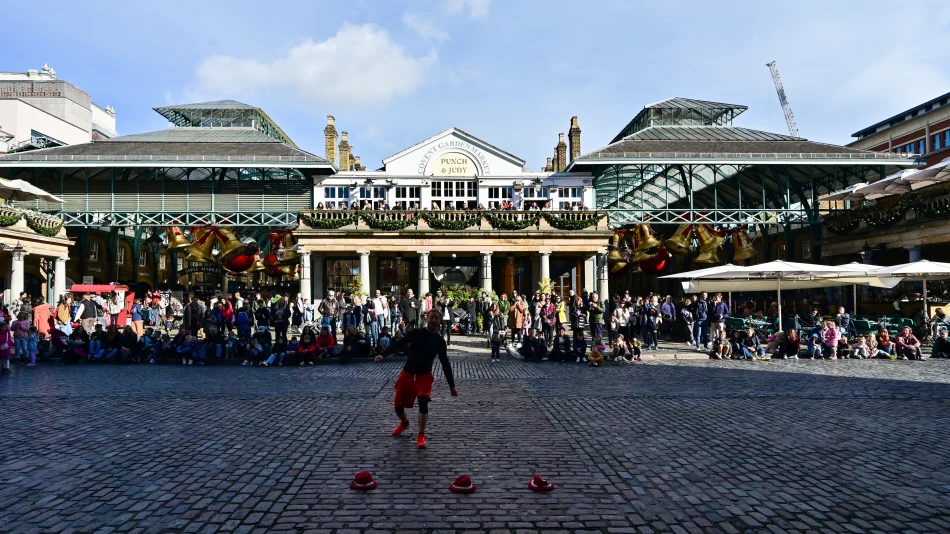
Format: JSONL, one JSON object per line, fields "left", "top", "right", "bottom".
{"left": 392, "top": 420, "right": 410, "bottom": 436}
{"left": 416, "top": 433, "right": 427, "bottom": 449}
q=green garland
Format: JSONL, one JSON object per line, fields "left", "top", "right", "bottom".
{"left": 483, "top": 212, "right": 541, "bottom": 230}
{"left": 824, "top": 212, "right": 861, "bottom": 234}
{"left": 542, "top": 211, "right": 604, "bottom": 230}
{"left": 359, "top": 212, "right": 417, "bottom": 231}
{"left": 0, "top": 212, "right": 22, "bottom": 227}
{"left": 418, "top": 210, "right": 483, "bottom": 230}
{"left": 302, "top": 212, "right": 357, "bottom": 229}
{"left": 25, "top": 215, "right": 63, "bottom": 237}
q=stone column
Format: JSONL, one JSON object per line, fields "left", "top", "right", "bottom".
{"left": 479, "top": 251, "right": 493, "bottom": 292}
{"left": 9, "top": 252, "right": 26, "bottom": 302}
{"left": 596, "top": 251, "right": 609, "bottom": 301}
{"left": 906, "top": 246, "right": 923, "bottom": 263}
{"left": 299, "top": 250, "right": 312, "bottom": 303}
{"left": 54, "top": 257, "right": 67, "bottom": 304}
{"left": 418, "top": 252, "right": 430, "bottom": 296}
{"left": 539, "top": 251, "right": 551, "bottom": 282}
{"left": 583, "top": 254, "right": 597, "bottom": 293}
{"left": 312, "top": 254, "right": 325, "bottom": 303}
{"left": 358, "top": 250, "right": 371, "bottom": 296}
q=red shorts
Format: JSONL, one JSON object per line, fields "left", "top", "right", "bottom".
{"left": 394, "top": 370, "right": 434, "bottom": 409}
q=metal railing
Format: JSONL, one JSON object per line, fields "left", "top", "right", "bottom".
{"left": 301, "top": 209, "right": 607, "bottom": 231}
{"left": 580, "top": 151, "right": 917, "bottom": 161}
{"left": 0, "top": 154, "right": 328, "bottom": 163}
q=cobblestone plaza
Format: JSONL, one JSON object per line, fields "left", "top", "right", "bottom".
{"left": 2, "top": 345, "right": 949, "bottom": 533}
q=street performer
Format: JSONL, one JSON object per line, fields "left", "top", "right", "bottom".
{"left": 382, "top": 307, "right": 458, "bottom": 449}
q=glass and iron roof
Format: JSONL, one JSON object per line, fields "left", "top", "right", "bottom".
{"left": 611, "top": 97, "right": 749, "bottom": 143}
{"left": 153, "top": 100, "right": 297, "bottom": 147}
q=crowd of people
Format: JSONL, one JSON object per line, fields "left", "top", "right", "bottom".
{"left": 0, "top": 284, "right": 940, "bottom": 374}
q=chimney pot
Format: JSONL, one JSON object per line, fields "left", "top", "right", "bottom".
{"left": 341, "top": 131, "right": 348, "bottom": 142}
{"left": 327, "top": 115, "right": 335, "bottom": 126}
{"left": 571, "top": 116, "right": 579, "bottom": 128}
{"left": 558, "top": 132, "right": 565, "bottom": 142}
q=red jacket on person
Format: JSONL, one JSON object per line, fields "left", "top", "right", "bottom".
{"left": 315, "top": 333, "right": 335, "bottom": 350}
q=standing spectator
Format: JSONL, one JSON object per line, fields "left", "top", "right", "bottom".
{"left": 106, "top": 294, "right": 123, "bottom": 328}
{"left": 55, "top": 295, "right": 73, "bottom": 336}
{"left": 895, "top": 326, "right": 924, "bottom": 360}
{"left": 373, "top": 289, "right": 389, "bottom": 330}
{"left": 465, "top": 295, "right": 478, "bottom": 335}
{"left": 437, "top": 295, "right": 455, "bottom": 346}
{"left": 613, "top": 302, "right": 630, "bottom": 344}
{"left": 130, "top": 298, "right": 144, "bottom": 338}
{"left": 363, "top": 298, "right": 379, "bottom": 347}
{"left": 480, "top": 291, "right": 492, "bottom": 335}
{"left": 16, "top": 292, "right": 32, "bottom": 322}
{"left": 498, "top": 293, "right": 510, "bottom": 340}
{"left": 273, "top": 300, "right": 291, "bottom": 342}
{"left": 12, "top": 312, "right": 31, "bottom": 362}
{"left": 318, "top": 290, "right": 340, "bottom": 337}
{"left": 587, "top": 292, "right": 605, "bottom": 342}
{"left": 220, "top": 298, "right": 234, "bottom": 334}
{"left": 183, "top": 295, "right": 205, "bottom": 336}
{"left": 400, "top": 289, "right": 420, "bottom": 329}
{"left": 689, "top": 293, "right": 709, "bottom": 350}
{"left": 510, "top": 295, "right": 528, "bottom": 345}
{"left": 660, "top": 296, "right": 676, "bottom": 340}
{"left": 708, "top": 293, "right": 729, "bottom": 344}
{"left": 32, "top": 296, "right": 53, "bottom": 338}
{"left": 541, "top": 296, "right": 556, "bottom": 346}
{"left": 0, "top": 321, "right": 12, "bottom": 374}
{"left": 74, "top": 293, "right": 100, "bottom": 334}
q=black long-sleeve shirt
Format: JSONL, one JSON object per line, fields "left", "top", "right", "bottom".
{"left": 385, "top": 327, "right": 456, "bottom": 389}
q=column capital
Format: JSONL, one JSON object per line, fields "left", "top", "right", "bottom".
{"left": 356, "top": 250, "right": 371, "bottom": 256}
{"left": 479, "top": 251, "right": 493, "bottom": 256}
{"left": 418, "top": 251, "right": 430, "bottom": 257}
{"left": 539, "top": 250, "right": 552, "bottom": 256}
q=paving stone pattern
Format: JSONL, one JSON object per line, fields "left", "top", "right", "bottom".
{"left": 2, "top": 349, "right": 950, "bottom": 533}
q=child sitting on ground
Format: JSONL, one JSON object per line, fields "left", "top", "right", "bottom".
{"left": 263, "top": 336, "right": 289, "bottom": 367}
{"left": 572, "top": 331, "right": 587, "bottom": 363}
{"left": 611, "top": 335, "right": 627, "bottom": 362}
{"left": 587, "top": 342, "right": 605, "bottom": 367}
{"left": 712, "top": 329, "right": 731, "bottom": 360}
{"left": 245, "top": 339, "right": 265, "bottom": 366}
{"left": 178, "top": 335, "right": 197, "bottom": 365}
{"left": 628, "top": 336, "right": 643, "bottom": 361}
{"left": 850, "top": 334, "right": 869, "bottom": 359}
{"left": 837, "top": 334, "right": 850, "bottom": 359}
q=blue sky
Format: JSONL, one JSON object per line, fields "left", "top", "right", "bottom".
{"left": 4, "top": 0, "right": 949, "bottom": 169}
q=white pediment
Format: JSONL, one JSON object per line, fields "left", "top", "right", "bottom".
{"left": 382, "top": 127, "right": 528, "bottom": 176}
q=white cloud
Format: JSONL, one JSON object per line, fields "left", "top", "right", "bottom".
{"left": 402, "top": 12, "right": 448, "bottom": 43}
{"left": 188, "top": 23, "right": 437, "bottom": 107}
{"left": 445, "top": 0, "right": 491, "bottom": 19}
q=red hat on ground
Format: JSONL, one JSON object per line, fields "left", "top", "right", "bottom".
{"left": 448, "top": 474, "right": 477, "bottom": 494}
{"left": 527, "top": 475, "right": 555, "bottom": 492}
{"left": 349, "top": 471, "right": 377, "bottom": 490}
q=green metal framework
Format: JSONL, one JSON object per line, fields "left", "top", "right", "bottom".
{"left": 591, "top": 161, "right": 898, "bottom": 227}
{"left": 5, "top": 166, "right": 313, "bottom": 227}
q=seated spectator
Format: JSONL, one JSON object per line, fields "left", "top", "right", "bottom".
{"left": 178, "top": 335, "right": 198, "bottom": 365}
{"left": 739, "top": 327, "right": 766, "bottom": 360}
{"left": 895, "top": 326, "right": 924, "bottom": 360}
{"left": 850, "top": 334, "right": 869, "bottom": 359}
{"left": 775, "top": 328, "right": 800, "bottom": 360}
{"left": 876, "top": 329, "right": 896, "bottom": 359}
{"left": 572, "top": 331, "right": 587, "bottom": 363}
{"left": 315, "top": 326, "right": 335, "bottom": 359}
{"left": 611, "top": 335, "right": 627, "bottom": 362}
{"left": 377, "top": 327, "right": 392, "bottom": 354}
{"left": 118, "top": 326, "right": 139, "bottom": 363}
{"left": 549, "top": 326, "right": 572, "bottom": 362}
{"left": 264, "top": 336, "right": 289, "bottom": 367}
{"left": 932, "top": 329, "right": 950, "bottom": 358}
{"left": 588, "top": 344, "right": 605, "bottom": 367}
{"left": 342, "top": 330, "right": 370, "bottom": 364}
{"left": 203, "top": 326, "right": 226, "bottom": 362}
{"left": 94, "top": 325, "right": 122, "bottom": 362}
{"left": 252, "top": 326, "right": 272, "bottom": 358}
{"left": 711, "top": 329, "right": 731, "bottom": 360}
{"left": 65, "top": 328, "right": 89, "bottom": 364}
{"left": 285, "top": 336, "right": 300, "bottom": 364}
{"left": 837, "top": 334, "right": 850, "bottom": 359}
{"left": 244, "top": 339, "right": 265, "bottom": 365}
{"left": 297, "top": 333, "right": 317, "bottom": 365}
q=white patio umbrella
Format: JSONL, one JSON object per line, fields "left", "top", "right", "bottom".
{"left": 904, "top": 157, "right": 950, "bottom": 185}
{"left": 821, "top": 183, "right": 877, "bottom": 202}
{"left": 833, "top": 262, "right": 885, "bottom": 317}
{"left": 856, "top": 169, "right": 925, "bottom": 197}
{"left": 660, "top": 264, "right": 742, "bottom": 306}
{"left": 0, "top": 178, "right": 64, "bottom": 203}
{"left": 670, "top": 260, "right": 902, "bottom": 330}
{"left": 869, "top": 260, "right": 950, "bottom": 319}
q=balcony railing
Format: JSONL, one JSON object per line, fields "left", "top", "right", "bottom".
{"left": 299, "top": 209, "right": 608, "bottom": 232}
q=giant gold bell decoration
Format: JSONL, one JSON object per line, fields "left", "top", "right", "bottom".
{"left": 278, "top": 232, "right": 300, "bottom": 265}
{"left": 218, "top": 228, "right": 259, "bottom": 262}
{"left": 166, "top": 226, "right": 191, "bottom": 251}
{"left": 630, "top": 224, "right": 661, "bottom": 263}
{"left": 732, "top": 230, "right": 758, "bottom": 262}
{"left": 185, "top": 227, "right": 217, "bottom": 263}
{"left": 694, "top": 224, "right": 724, "bottom": 264}
{"left": 249, "top": 255, "right": 266, "bottom": 272}
{"left": 607, "top": 231, "right": 626, "bottom": 262}
{"left": 664, "top": 224, "right": 694, "bottom": 255}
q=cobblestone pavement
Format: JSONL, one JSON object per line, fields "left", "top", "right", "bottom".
{"left": 2, "top": 339, "right": 950, "bottom": 533}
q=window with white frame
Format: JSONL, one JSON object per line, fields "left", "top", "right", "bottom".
{"left": 394, "top": 186, "right": 420, "bottom": 209}
{"left": 159, "top": 254, "right": 167, "bottom": 270}
{"left": 522, "top": 187, "right": 549, "bottom": 198}
{"left": 556, "top": 187, "right": 584, "bottom": 209}
{"left": 90, "top": 242, "right": 100, "bottom": 261}
{"left": 139, "top": 250, "right": 148, "bottom": 267}
{"left": 431, "top": 180, "right": 477, "bottom": 209}
{"left": 116, "top": 246, "right": 126, "bottom": 265}
{"left": 322, "top": 186, "right": 349, "bottom": 208}
{"left": 177, "top": 257, "right": 184, "bottom": 271}
{"left": 488, "top": 187, "right": 512, "bottom": 199}
{"left": 358, "top": 186, "right": 387, "bottom": 200}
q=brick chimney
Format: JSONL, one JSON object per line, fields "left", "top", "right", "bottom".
{"left": 544, "top": 157, "right": 553, "bottom": 172}
{"left": 556, "top": 133, "right": 567, "bottom": 172}
{"left": 324, "top": 115, "right": 338, "bottom": 164}
{"left": 552, "top": 147, "right": 559, "bottom": 174}
{"left": 338, "top": 131, "right": 351, "bottom": 171}
{"left": 348, "top": 153, "right": 356, "bottom": 172}
{"left": 354, "top": 155, "right": 362, "bottom": 171}
{"left": 568, "top": 116, "right": 581, "bottom": 162}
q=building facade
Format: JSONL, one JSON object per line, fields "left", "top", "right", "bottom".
{"left": 0, "top": 64, "right": 116, "bottom": 154}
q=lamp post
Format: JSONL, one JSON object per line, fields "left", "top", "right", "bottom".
{"left": 11, "top": 241, "right": 25, "bottom": 261}
{"left": 146, "top": 232, "right": 164, "bottom": 289}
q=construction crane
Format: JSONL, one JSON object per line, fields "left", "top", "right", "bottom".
{"left": 766, "top": 61, "right": 799, "bottom": 138}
